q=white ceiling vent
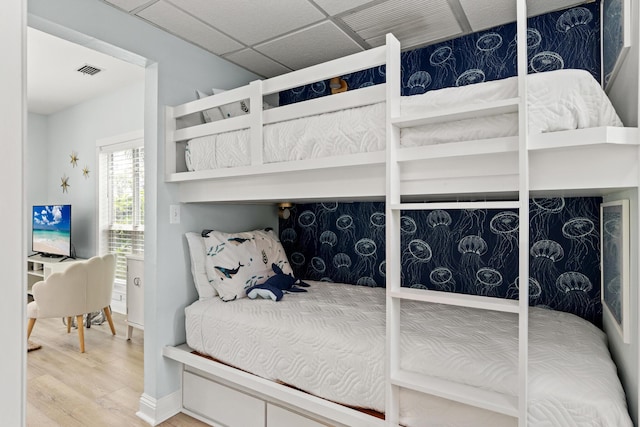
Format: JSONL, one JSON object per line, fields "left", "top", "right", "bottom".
{"left": 76, "top": 64, "right": 103, "bottom": 76}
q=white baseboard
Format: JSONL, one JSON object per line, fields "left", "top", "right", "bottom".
{"left": 136, "top": 391, "right": 182, "bottom": 426}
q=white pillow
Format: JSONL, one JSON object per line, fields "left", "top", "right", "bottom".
{"left": 185, "top": 232, "right": 217, "bottom": 299}
{"left": 197, "top": 90, "right": 225, "bottom": 123}
{"left": 212, "top": 88, "right": 275, "bottom": 119}
{"left": 202, "top": 228, "right": 292, "bottom": 302}
{"left": 220, "top": 99, "right": 250, "bottom": 118}
{"left": 176, "top": 90, "right": 206, "bottom": 129}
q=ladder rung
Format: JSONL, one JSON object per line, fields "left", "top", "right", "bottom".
{"left": 390, "top": 201, "right": 520, "bottom": 211}
{"left": 391, "top": 370, "right": 519, "bottom": 418}
{"left": 396, "top": 136, "right": 519, "bottom": 162}
{"left": 390, "top": 288, "right": 520, "bottom": 313}
{"left": 391, "top": 97, "right": 519, "bottom": 129}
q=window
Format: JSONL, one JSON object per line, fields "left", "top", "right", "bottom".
{"left": 98, "top": 131, "right": 144, "bottom": 286}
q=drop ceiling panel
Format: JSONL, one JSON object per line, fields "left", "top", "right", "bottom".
{"left": 459, "top": 0, "right": 589, "bottom": 31}
{"left": 169, "top": 0, "right": 326, "bottom": 46}
{"left": 313, "top": 0, "right": 376, "bottom": 16}
{"left": 137, "top": 1, "right": 243, "bottom": 55}
{"left": 224, "top": 49, "right": 292, "bottom": 78}
{"left": 102, "top": 0, "right": 152, "bottom": 13}
{"left": 526, "top": 0, "right": 589, "bottom": 16}
{"left": 255, "top": 21, "right": 364, "bottom": 71}
{"left": 341, "top": 0, "right": 462, "bottom": 48}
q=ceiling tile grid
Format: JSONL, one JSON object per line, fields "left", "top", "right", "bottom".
{"left": 99, "top": 0, "right": 152, "bottom": 13}
{"left": 313, "top": 0, "right": 378, "bottom": 16}
{"left": 100, "top": 0, "right": 593, "bottom": 78}
{"left": 341, "top": 0, "right": 463, "bottom": 48}
{"left": 169, "top": 0, "right": 326, "bottom": 46}
{"left": 223, "top": 49, "right": 293, "bottom": 78}
{"left": 255, "top": 21, "right": 365, "bottom": 71}
{"left": 137, "top": 1, "right": 243, "bottom": 55}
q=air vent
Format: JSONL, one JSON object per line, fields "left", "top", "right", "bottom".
{"left": 76, "top": 64, "right": 102, "bottom": 76}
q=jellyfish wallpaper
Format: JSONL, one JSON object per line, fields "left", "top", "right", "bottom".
{"left": 280, "top": 198, "right": 603, "bottom": 326}
{"left": 279, "top": 2, "right": 600, "bottom": 105}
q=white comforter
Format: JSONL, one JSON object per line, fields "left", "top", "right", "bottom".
{"left": 185, "top": 282, "right": 632, "bottom": 427}
{"left": 185, "top": 69, "right": 622, "bottom": 171}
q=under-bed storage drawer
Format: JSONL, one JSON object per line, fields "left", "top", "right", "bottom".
{"left": 267, "top": 403, "right": 331, "bottom": 427}
{"left": 183, "top": 371, "right": 265, "bottom": 426}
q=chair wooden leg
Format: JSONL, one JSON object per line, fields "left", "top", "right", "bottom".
{"left": 103, "top": 306, "right": 116, "bottom": 336}
{"left": 66, "top": 317, "right": 72, "bottom": 334}
{"left": 76, "top": 315, "right": 85, "bottom": 353}
{"left": 27, "top": 318, "right": 36, "bottom": 339}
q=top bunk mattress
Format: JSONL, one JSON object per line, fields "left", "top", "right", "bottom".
{"left": 185, "top": 69, "right": 623, "bottom": 172}
{"left": 185, "top": 281, "right": 631, "bottom": 427}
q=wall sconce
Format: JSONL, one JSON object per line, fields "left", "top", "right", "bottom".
{"left": 278, "top": 202, "right": 293, "bottom": 219}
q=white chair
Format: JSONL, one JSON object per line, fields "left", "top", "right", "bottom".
{"left": 27, "top": 254, "right": 117, "bottom": 353}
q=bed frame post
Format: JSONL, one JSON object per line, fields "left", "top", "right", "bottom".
{"left": 516, "top": 0, "right": 530, "bottom": 426}
{"left": 249, "top": 80, "right": 264, "bottom": 166}
{"left": 165, "top": 105, "right": 177, "bottom": 178}
{"left": 385, "top": 32, "right": 402, "bottom": 427}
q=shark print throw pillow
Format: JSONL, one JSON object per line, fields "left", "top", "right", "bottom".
{"left": 202, "top": 228, "right": 292, "bottom": 301}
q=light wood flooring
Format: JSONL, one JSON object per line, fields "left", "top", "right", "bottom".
{"left": 27, "top": 312, "right": 208, "bottom": 426}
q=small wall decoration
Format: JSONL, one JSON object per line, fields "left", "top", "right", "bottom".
{"left": 60, "top": 174, "right": 70, "bottom": 193}
{"left": 70, "top": 151, "right": 79, "bottom": 167}
{"left": 603, "top": 0, "right": 631, "bottom": 89}
{"left": 82, "top": 166, "right": 90, "bottom": 179}
{"left": 601, "top": 199, "right": 630, "bottom": 342}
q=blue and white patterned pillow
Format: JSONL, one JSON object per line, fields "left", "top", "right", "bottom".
{"left": 212, "top": 88, "right": 275, "bottom": 119}
{"left": 203, "top": 228, "right": 292, "bottom": 302}
{"left": 198, "top": 89, "right": 225, "bottom": 123}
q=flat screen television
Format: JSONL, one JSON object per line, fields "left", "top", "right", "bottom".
{"left": 32, "top": 205, "right": 72, "bottom": 258}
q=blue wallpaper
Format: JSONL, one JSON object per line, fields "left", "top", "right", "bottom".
{"left": 279, "top": 198, "right": 603, "bottom": 326}
{"left": 280, "top": 2, "right": 601, "bottom": 105}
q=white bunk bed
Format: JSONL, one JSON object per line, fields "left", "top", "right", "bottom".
{"left": 165, "top": 49, "right": 638, "bottom": 204}
{"left": 163, "top": 4, "right": 637, "bottom": 426}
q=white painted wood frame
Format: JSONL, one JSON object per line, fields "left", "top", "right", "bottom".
{"left": 162, "top": 1, "right": 640, "bottom": 424}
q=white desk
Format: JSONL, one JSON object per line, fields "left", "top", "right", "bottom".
{"left": 27, "top": 254, "right": 85, "bottom": 296}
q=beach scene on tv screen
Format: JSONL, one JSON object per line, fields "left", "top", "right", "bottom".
{"left": 33, "top": 205, "right": 70, "bottom": 255}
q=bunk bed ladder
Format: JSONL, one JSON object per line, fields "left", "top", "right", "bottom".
{"left": 384, "top": 1, "right": 530, "bottom": 425}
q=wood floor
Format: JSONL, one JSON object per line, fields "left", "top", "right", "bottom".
{"left": 27, "top": 312, "right": 208, "bottom": 427}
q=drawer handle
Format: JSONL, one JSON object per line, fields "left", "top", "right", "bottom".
{"left": 134, "top": 277, "right": 141, "bottom": 287}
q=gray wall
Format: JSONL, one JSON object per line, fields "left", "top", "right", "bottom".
{"left": 27, "top": 82, "right": 145, "bottom": 259}
{"left": 26, "top": 112, "right": 49, "bottom": 247}
{"left": 45, "top": 81, "right": 144, "bottom": 258}
{"left": 28, "top": 0, "right": 277, "bottom": 419}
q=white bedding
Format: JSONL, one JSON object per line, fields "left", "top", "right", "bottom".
{"left": 185, "top": 69, "right": 622, "bottom": 171}
{"left": 185, "top": 281, "right": 632, "bottom": 427}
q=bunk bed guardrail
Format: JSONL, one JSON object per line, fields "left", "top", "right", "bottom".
{"left": 165, "top": 35, "right": 638, "bottom": 204}
{"left": 165, "top": 46, "right": 388, "bottom": 181}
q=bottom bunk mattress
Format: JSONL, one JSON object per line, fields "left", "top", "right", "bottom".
{"left": 185, "top": 282, "right": 631, "bottom": 427}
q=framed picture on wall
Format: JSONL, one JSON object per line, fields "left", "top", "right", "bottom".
{"left": 603, "top": 0, "right": 631, "bottom": 90}
{"left": 600, "top": 199, "right": 630, "bottom": 343}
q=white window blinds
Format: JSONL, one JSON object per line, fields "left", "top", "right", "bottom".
{"left": 98, "top": 134, "right": 144, "bottom": 284}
